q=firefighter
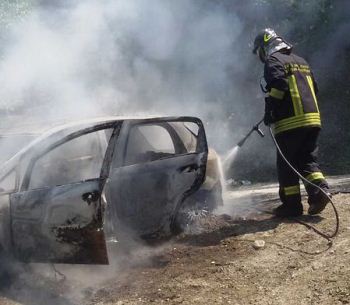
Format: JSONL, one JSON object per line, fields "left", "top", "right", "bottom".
{"left": 252, "top": 28, "right": 330, "bottom": 217}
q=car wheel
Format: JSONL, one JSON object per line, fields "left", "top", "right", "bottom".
{"left": 171, "top": 197, "right": 209, "bottom": 235}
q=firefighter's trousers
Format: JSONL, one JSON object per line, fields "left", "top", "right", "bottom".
{"left": 275, "top": 127, "right": 329, "bottom": 207}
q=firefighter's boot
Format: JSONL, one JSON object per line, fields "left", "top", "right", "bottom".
{"left": 273, "top": 203, "right": 303, "bottom": 218}
{"left": 308, "top": 189, "right": 331, "bottom": 215}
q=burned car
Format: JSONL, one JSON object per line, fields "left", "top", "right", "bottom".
{"left": 0, "top": 116, "right": 222, "bottom": 264}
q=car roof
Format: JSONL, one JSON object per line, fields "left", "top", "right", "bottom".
{"left": 0, "top": 115, "right": 200, "bottom": 178}
{"left": 0, "top": 115, "right": 160, "bottom": 136}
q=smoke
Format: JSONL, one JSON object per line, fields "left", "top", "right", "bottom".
{"left": 0, "top": 4, "right": 241, "bottom": 304}
{"left": 0, "top": 0, "right": 349, "bottom": 172}
{"left": 0, "top": 1, "right": 244, "bottom": 128}
{"left": 0, "top": 239, "right": 172, "bottom": 305}
{"left": 0, "top": 1, "right": 349, "bottom": 302}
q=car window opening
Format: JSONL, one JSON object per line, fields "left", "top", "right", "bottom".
{"left": 28, "top": 129, "right": 113, "bottom": 190}
{"left": 124, "top": 121, "right": 199, "bottom": 166}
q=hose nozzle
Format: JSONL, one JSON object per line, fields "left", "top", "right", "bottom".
{"left": 236, "top": 118, "right": 265, "bottom": 147}
{"left": 253, "top": 123, "right": 265, "bottom": 137}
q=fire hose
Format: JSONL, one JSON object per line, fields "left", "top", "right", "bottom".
{"left": 236, "top": 119, "right": 339, "bottom": 245}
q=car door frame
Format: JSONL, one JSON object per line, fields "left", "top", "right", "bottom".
{"left": 9, "top": 120, "right": 123, "bottom": 264}
{"left": 108, "top": 116, "right": 208, "bottom": 237}
{"left": 19, "top": 121, "right": 121, "bottom": 191}
{"left": 112, "top": 116, "right": 208, "bottom": 167}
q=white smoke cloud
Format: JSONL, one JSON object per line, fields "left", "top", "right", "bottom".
{"left": 0, "top": 0, "right": 348, "bottom": 164}
{"left": 0, "top": 0, "right": 245, "bottom": 129}
{"left": 0, "top": 3, "right": 248, "bottom": 303}
{"left": 0, "top": 1, "right": 348, "bottom": 303}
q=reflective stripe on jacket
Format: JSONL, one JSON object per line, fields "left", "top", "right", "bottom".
{"left": 264, "top": 51, "right": 321, "bottom": 135}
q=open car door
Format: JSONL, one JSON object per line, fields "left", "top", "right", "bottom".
{"left": 105, "top": 117, "right": 208, "bottom": 239}
{"left": 9, "top": 123, "right": 120, "bottom": 264}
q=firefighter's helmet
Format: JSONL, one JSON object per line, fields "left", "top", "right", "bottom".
{"left": 252, "top": 28, "right": 292, "bottom": 62}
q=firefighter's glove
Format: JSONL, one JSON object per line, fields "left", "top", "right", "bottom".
{"left": 264, "top": 97, "right": 275, "bottom": 126}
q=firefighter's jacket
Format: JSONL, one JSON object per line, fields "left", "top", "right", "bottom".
{"left": 264, "top": 51, "right": 321, "bottom": 135}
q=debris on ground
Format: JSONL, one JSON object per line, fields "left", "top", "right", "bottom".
{"left": 1, "top": 188, "right": 350, "bottom": 305}
{"left": 253, "top": 240, "right": 266, "bottom": 250}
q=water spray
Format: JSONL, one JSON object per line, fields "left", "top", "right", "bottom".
{"left": 219, "top": 118, "right": 265, "bottom": 200}
{"left": 223, "top": 118, "right": 264, "bottom": 166}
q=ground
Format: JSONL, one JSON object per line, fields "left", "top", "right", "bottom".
{"left": 0, "top": 177, "right": 349, "bottom": 305}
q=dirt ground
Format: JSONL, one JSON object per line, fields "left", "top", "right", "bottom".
{"left": 0, "top": 178, "right": 350, "bottom": 305}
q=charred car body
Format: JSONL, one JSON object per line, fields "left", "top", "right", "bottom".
{"left": 0, "top": 116, "right": 222, "bottom": 264}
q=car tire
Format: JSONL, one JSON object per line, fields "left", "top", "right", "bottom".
{"left": 171, "top": 196, "right": 210, "bottom": 235}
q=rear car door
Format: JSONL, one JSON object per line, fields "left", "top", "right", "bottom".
{"left": 105, "top": 117, "right": 208, "bottom": 238}
{"left": 9, "top": 123, "right": 120, "bottom": 264}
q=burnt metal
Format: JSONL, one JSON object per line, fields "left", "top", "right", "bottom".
{"left": 0, "top": 116, "right": 210, "bottom": 264}
{"left": 10, "top": 179, "right": 109, "bottom": 264}
{"left": 105, "top": 117, "right": 208, "bottom": 238}
{"left": 82, "top": 191, "right": 100, "bottom": 205}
